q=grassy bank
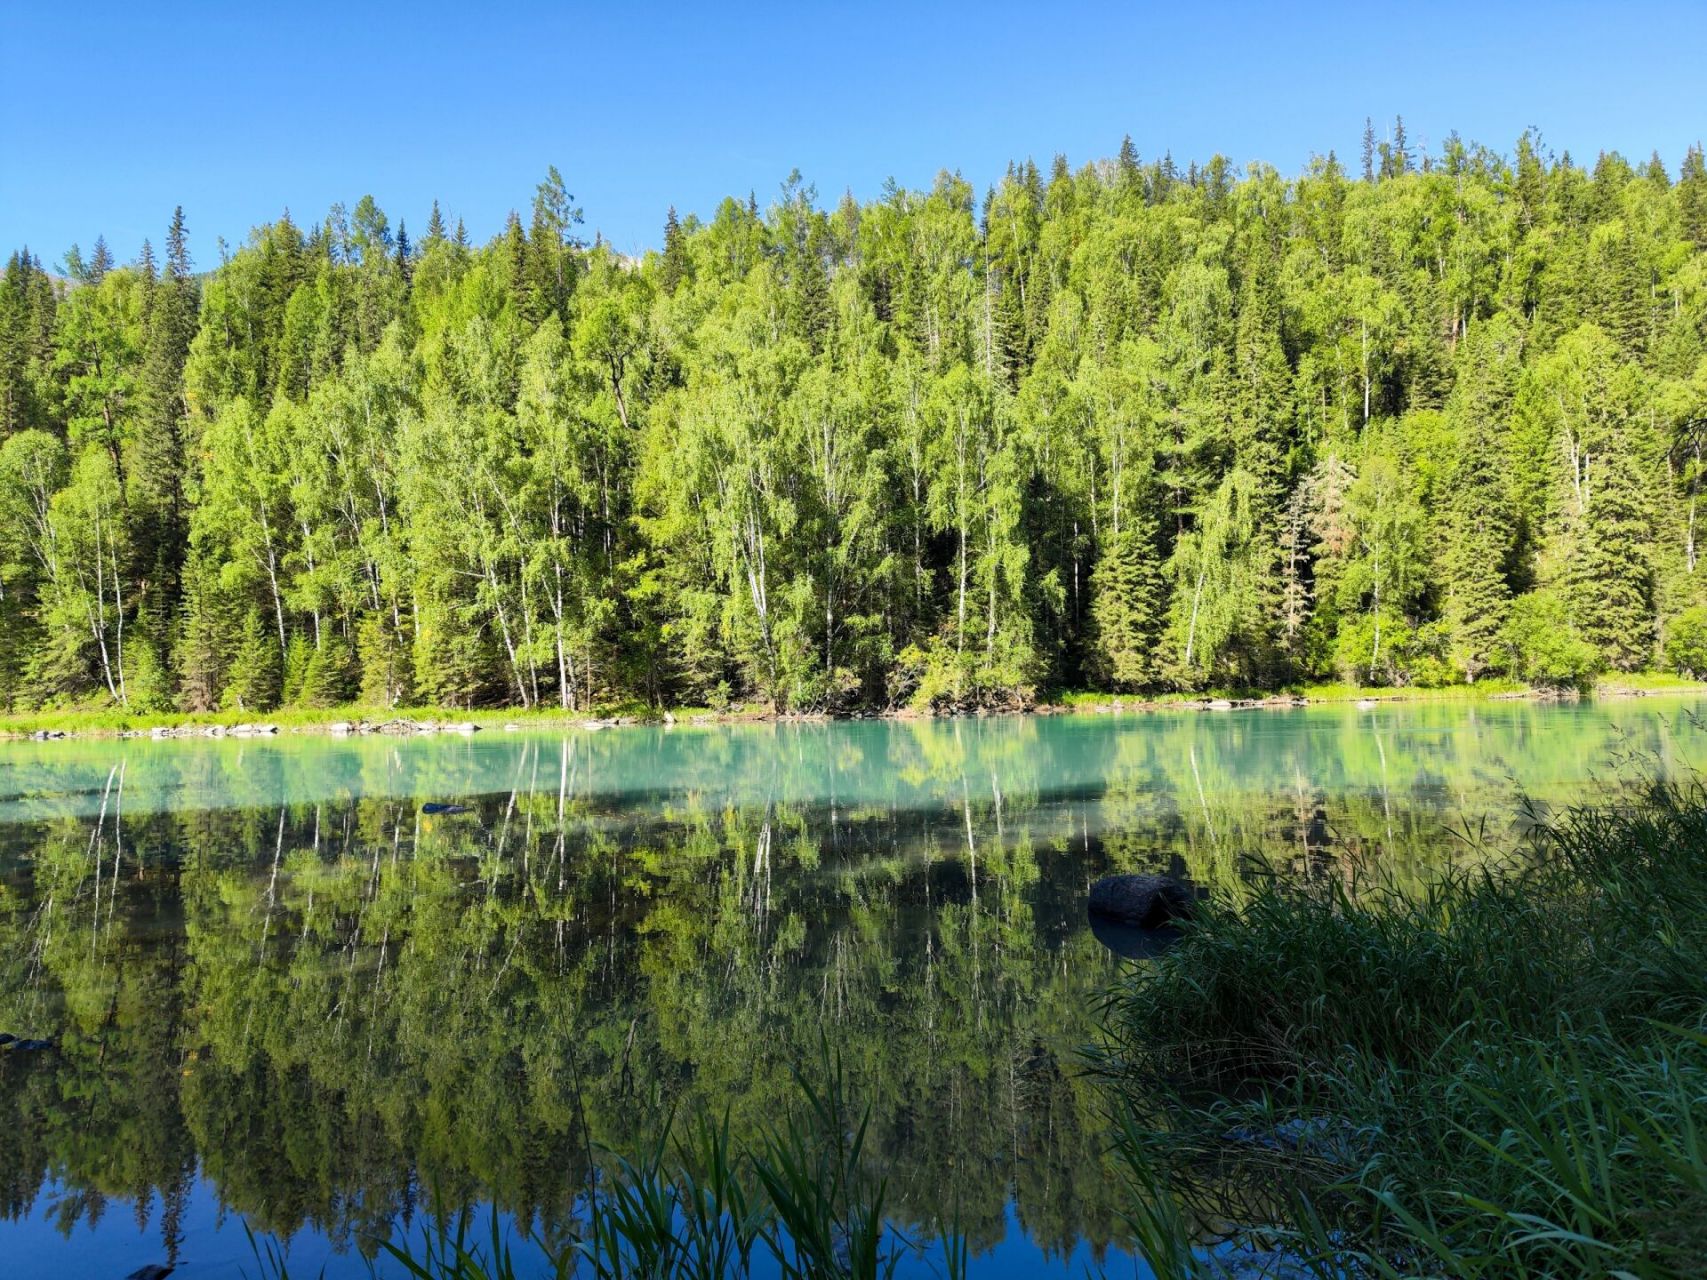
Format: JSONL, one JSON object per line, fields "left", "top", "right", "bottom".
{"left": 9, "top": 677, "right": 1707, "bottom": 740}
{"left": 0, "top": 699, "right": 661, "bottom": 738}
{"left": 1093, "top": 780, "right": 1707, "bottom": 1278}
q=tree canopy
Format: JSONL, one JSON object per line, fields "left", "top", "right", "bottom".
{"left": 5, "top": 127, "right": 1707, "bottom": 713}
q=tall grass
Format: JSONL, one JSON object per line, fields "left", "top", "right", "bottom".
{"left": 249, "top": 1047, "right": 963, "bottom": 1280}
{"left": 1093, "top": 779, "right": 1707, "bottom": 1278}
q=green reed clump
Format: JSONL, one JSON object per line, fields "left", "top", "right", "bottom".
{"left": 250, "top": 1047, "right": 963, "bottom": 1280}
{"left": 1094, "top": 781, "right": 1707, "bottom": 1279}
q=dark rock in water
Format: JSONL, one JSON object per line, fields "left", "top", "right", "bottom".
{"left": 1089, "top": 914, "right": 1182, "bottom": 960}
{"left": 420, "top": 802, "right": 471, "bottom": 815}
{"left": 124, "top": 1266, "right": 175, "bottom": 1280}
{"left": 0, "top": 1033, "right": 15, "bottom": 1047}
{"left": 1088, "top": 874, "right": 1195, "bottom": 927}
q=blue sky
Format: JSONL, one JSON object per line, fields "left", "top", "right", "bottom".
{"left": 4, "top": 1, "right": 1703, "bottom": 269}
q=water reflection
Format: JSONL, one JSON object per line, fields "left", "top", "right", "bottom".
{"left": 0, "top": 700, "right": 1701, "bottom": 1278}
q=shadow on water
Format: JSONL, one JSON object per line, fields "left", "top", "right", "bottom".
{"left": 1088, "top": 916, "right": 1184, "bottom": 961}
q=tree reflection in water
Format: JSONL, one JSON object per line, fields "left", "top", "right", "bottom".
{"left": 0, "top": 702, "right": 1698, "bottom": 1275}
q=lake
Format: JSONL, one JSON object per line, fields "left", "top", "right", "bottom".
{"left": 2, "top": 697, "right": 1703, "bottom": 1279}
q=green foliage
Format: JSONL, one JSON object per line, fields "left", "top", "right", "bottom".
{"left": 3, "top": 137, "right": 1707, "bottom": 713}
{"left": 1666, "top": 603, "right": 1707, "bottom": 676}
{"left": 225, "top": 608, "right": 282, "bottom": 711}
{"left": 1501, "top": 588, "right": 1604, "bottom": 687}
{"left": 298, "top": 630, "right": 357, "bottom": 708}
{"left": 1096, "top": 781, "right": 1707, "bottom": 1278}
{"left": 1088, "top": 518, "right": 1166, "bottom": 690}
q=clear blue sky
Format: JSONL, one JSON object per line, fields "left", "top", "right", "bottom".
{"left": 4, "top": 0, "right": 1703, "bottom": 270}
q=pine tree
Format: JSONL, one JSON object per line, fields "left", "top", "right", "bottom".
{"left": 425, "top": 200, "right": 447, "bottom": 245}
{"left": 300, "top": 628, "right": 357, "bottom": 706}
{"left": 661, "top": 205, "right": 687, "bottom": 295}
{"left": 394, "top": 218, "right": 412, "bottom": 287}
{"left": 1089, "top": 512, "right": 1166, "bottom": 689}
{"left": 1117, "top": 134, "right": 1140, "bottom": 193}
{"left": 1440, "top": 320, "right": 1521, "bottom": 679}
{"left": 1231, "top": 232, "right": 1290, "bottom": 505}
{"left": 88, "top": 236, "right": 113, "bottom": 283}
{"left": 1392, "top": 115, "right": 1411, "bottom": 174}
{"left": 225, "top": 608, "right": 282, "bottom": 711}
{"left": 504, "top": 211, "right": 537, "bottom": 323}
{"left": 1572, "top": 443, "right": 1654, "bottom": 670}
{"left": 133, "top": 206, "right": 198, "bottom": 643}
{"left": 1361, "top": 118, "right": 1377, "bottom": 183}
{"left": 529, "top": 165, "right": 582, "bottom": 319}
{"left": 1679, "top": 143, "right": 1707, "bottom": 249}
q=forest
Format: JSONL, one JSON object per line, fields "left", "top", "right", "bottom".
{"left": 4, "top": 123, "right": 1707, "bottom": 714}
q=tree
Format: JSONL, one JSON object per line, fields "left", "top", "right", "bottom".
{"left": 0, "top": 132, "right": 1700, "bottom": 713}
{"left": 1528, "top": 325, "right": 1657, "bottom": 670}
{"left": 1439, "top": 318, "right": 1521, "bottom": 678}
{"left": 661, "top": 205, "right": 688, "bottom": 295}
{"left": 133, "top": 206, "right": 198, "bottom": 637}
{"left": 1088, "top": 509, "right": 1165, "bottom": 689}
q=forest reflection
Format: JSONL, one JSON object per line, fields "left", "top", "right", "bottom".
{"left": 0, "top": 702, "right": 1700, "bottom": 1273}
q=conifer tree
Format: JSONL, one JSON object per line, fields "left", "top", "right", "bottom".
{"left": 1117, "top": 134, "right": 1140, "bottom": 192}
{"left": 661, "top": 205, "right": 687, "bottom": 295}
{"left": 394, "top": 218, "right": 412, "bottom": 286}
{"left": 1440, "top": 319, "right": 1521, "bottom": 678}
{"left": 1089, "top": 509, "right": 1166, "bottom": 689}
{"left": 86, "top": 236, "right": 114, "bottom": 283}
{"left": 134, "top": 207, "right": 198, "bottom": 638}
{"left": 1679, "top": 143, "right": 1707, "bottom": 249}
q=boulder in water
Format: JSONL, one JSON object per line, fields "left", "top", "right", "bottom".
{"left": 1088, "top": 874, "right": 1195, "bottom": 928}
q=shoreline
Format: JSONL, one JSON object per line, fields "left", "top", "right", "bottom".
{"left": 5, "top": 678, "right": 1705, "bottom": 743}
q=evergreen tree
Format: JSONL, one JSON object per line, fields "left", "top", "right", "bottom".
{"left": 1088, "top": 511, "right": 1165, "bottom": 689}
{"left": 661, "top": 205, "right": 687, "bottom": 295}
{"left": 1116, "top": 134, "right": 1140, "bottom": 193}
{"left": 134, "top": 206, "right": 198, "bottom": 634}
{"left": 394, "top": 218, "right": 412, "bottom": 286}
{"left": 1679, "top": 143, "right": 1707, "bottom": 249}
{"left": 1439, "top": 319, "right": 1521, "bottom": 679}
{"left": 225, "top": 608, "right": 282, "bottom": 711}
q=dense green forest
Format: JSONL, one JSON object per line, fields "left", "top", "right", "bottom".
{"left": 5, "top": 125, "right": 1707, "bottom": 714}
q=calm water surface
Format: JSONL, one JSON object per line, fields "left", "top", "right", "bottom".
{"left": 2, "top": 699, "right": 1703, "bottom": 1279}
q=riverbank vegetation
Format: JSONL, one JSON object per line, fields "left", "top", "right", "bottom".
{"left": 1095, "top": 778, "right": 1707, "bottom": 1277}
{"left": 5, "top": 676, "right": 1704, "bottom": 739}
{"left": 4, "top": 127, "right": 1707, "bottom": 715}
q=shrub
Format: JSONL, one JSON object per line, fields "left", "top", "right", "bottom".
{"left": 1665, "top": 603, "right": 1707, "bottom": 678}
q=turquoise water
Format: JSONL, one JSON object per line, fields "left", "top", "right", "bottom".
{"left": 1, "top": 698, "right": 1702, "bottom": 1278}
